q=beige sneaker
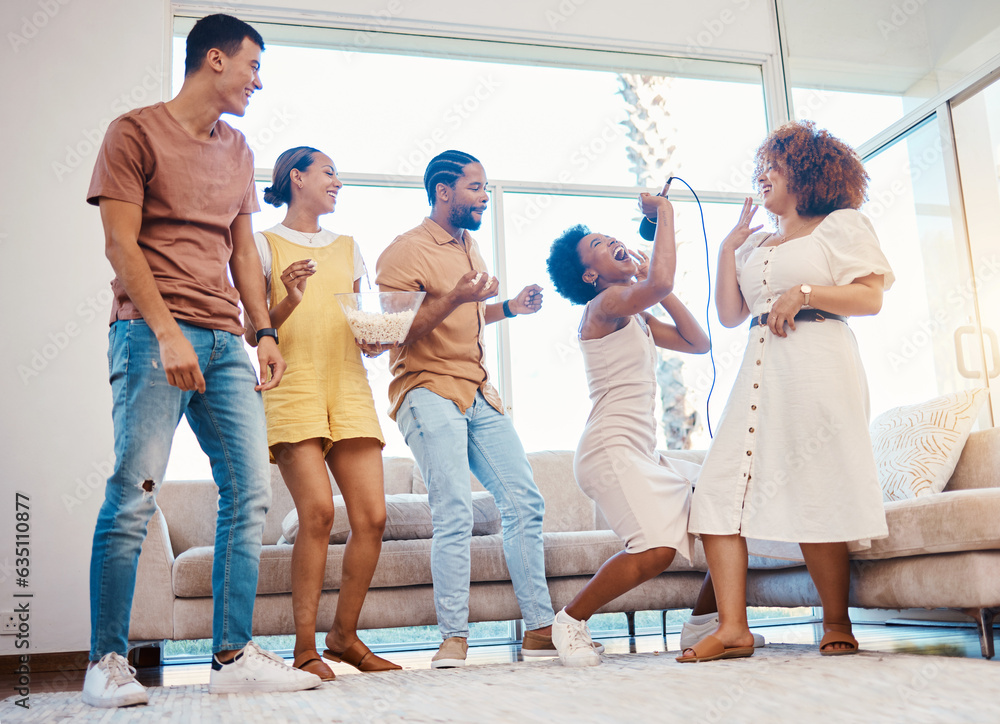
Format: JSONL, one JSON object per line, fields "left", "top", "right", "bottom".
{"left": 431, "top": 637, "right": 468, "bottom": 669}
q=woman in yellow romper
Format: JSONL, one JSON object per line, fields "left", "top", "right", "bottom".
{"left": 247, "top": 146, "right": 400, "bottom": 680}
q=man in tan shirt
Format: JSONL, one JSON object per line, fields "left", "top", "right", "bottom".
{"left": 376, "top": 150, "right": 559, "bottom": 668}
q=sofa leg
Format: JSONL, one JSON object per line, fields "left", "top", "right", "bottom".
{"left": 626, "top": 611, "right": 636, "bottom": 638}
{"left": 127, "top": 642, "right": 164, "bottom": 668}
{"left": 967, "top": 608, "right": 997, "bottom": 659}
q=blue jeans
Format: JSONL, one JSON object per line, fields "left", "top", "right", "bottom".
{"left": 397, "top": 388, "right": 554, "bottom": 639}
{"left": 90, "top": 320, "right": 271, "bottom": 658}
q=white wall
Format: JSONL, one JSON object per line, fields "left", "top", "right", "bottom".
{"left": 0, "top": 0, "right": 169, "bottom": 657}
{"left": 0, "top": 0, "right": 780, "bottom": 656}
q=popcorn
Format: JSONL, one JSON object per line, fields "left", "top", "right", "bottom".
{"left": 344, "top": 308, "right": 416, "bottom": 344}
{"left": 472, "top": 272, "right": 483, "bottom": 285}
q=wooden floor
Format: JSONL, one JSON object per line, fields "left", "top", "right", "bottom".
{"left": 4, "top": 620, "right": 992, "bottom": 698}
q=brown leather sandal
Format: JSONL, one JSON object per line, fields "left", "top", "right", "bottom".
{"left": 819, "top": 626, "right": 859, "bottom": 656}
{"left": 676, "top": 634, "right": 755, "bottom": 663}
{"left": 293, "top": 650, "right": 336, "bottom": 681}
{"left": 323, "top": 639, "right": 402, "bottom": 672}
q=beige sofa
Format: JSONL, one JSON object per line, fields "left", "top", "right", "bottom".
{"left": 129, "top": 427, "right": 1000, "bottom": 657}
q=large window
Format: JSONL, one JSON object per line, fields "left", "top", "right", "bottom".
{"left": 165, "top": 18, "right": 769, "bottom": 477}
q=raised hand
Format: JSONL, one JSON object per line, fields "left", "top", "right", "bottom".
{"left": 721, "top": 197, "right": 763, "bottom": 253}
{"left": 450, "top": 270, "right": 500, "bottom": 304}
{"left": 629, "top": 248, "right": 650, "bottom": 282}
{"left": 509, "top": 284, "right": 543, "bottom": 315}
{"left": 279, "top": 259, "right": 317, "bottom": 305}
{"left": 639, "top": 191, "right": 673, "bottom": 220}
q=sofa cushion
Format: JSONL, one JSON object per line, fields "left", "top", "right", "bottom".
{"left": 871, "top": 388, "right": 989, "bottom": 501}
{"left": 944, "top": 426, "right": 1000, "bottom": 492}
{"left": 280, "top": 491, "right": 501, "bottom": 544}
{"left": 176, "top": 529, "right": 805, "bottom": 598}
{"left": 409, "top": 450, "right": 599, "bottom": 533}
{"left": 849, "top": 488, "right": 1000, "bottom": 560}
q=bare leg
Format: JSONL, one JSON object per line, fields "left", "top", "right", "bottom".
{"left": 799, "top": 541, "right": 854, "bottom": 652}
{"left": 565, "top": 547, "right": 676, "bottom": 622}
{"left": 682, "top": 534, "right": 754, "bottom": 656}
{"left": 323, "top": 437, "right": 387, "bottom": 653}
{"left": 274, "top": 439, "right": 335, "bottom": 673}
{"left": 691, "top": 572, "right": 718, "bottom": 616}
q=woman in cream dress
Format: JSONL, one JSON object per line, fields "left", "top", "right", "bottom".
{"left": 246, "top": 147, "right": 400, "bottom": 680}
{"left": 545, "top": 187, "right": 710, "bottom": 666}
{"left": 681, "top": 122, "right": 893, "bottom": 662}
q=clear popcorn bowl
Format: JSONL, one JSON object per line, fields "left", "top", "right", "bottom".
{"left": 335, "top": 291, "right": 426, "bottom": 345}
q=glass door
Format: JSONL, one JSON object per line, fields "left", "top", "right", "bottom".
{"left": 859, "top": 114, "right": 993, "bottom": 425}
{"left": 951, "top": 78, "right": 1000, "bottom": 423}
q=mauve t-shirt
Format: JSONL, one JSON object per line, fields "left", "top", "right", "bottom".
{"left": 87, "top": 102, "right": 260, "bottom": 335}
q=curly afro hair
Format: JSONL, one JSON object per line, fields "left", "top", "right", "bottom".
{"left": 547, "top": 224, "right": 596, "bottom": 306}
{"left": 754, "top": 120, "right": 868, "bottom": 216}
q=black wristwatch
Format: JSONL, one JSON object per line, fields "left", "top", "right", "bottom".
{"left": 255, "top": 327, "right": 279, "bottom": 345}
{"left": 502, "top": 299, "right": 516, "bottom": 318}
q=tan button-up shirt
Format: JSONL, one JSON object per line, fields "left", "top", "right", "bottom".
{"left": 376, "top": 217, "right": 503, "bottom": 420}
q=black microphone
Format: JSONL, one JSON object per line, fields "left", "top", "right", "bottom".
{"left": 638, "top": 177, "right": 674, "bottom": 241}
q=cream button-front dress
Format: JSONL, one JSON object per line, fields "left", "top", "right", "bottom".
{"left": 575, "top": 312, "right": 697, "bottom": 561}
{"left": 689, "top": 209, "right": 894, "bottom": 553}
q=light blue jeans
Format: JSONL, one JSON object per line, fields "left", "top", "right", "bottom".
{"left": 90, "top": 320, "right": 271, "bottom": 658}
{"left": 397, "top": 388, "right": 554, "bottom": 639}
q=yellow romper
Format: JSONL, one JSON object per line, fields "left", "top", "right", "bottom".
{"left": 261, "top": 230, "right": 385, "bottom": 461}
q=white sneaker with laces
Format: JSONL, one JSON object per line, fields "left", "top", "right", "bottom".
{"left": 82, "top": 652, "right": 149, "bottom": 708}
{"left": 551, "top": 608, "right": 600, "bottom": 668}
{"left": 679, "top": 615, "right": 766, "bottom": 651}
{"left": 209, "top": 641, "right": 322, "bottom": 694}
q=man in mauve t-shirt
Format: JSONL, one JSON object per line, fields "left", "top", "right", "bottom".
{"left": 376, "top": 150, "right": 561, "bottom": 669}
{"left": 83, "top": 14, "right": 319, "bottom": 708}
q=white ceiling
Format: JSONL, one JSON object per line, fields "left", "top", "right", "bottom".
{"left": 780, "top": 0, "right": 1000, "bottom": 95}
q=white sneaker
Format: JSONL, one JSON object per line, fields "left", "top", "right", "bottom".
{"left": 679, "top": 616, "right": 766, "bottom": 651}
{"left": 209, "top": 641, "right": 322, "bottom": 694}
{"left": 82, "top": 652, "right": 149, "bottom": 708}
{"left": 551, "top": 609, "right": 600, "bottom": 668}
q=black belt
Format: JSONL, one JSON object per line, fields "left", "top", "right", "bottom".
{"left": 750, "top": 309, "right": 846, "bottom": 329}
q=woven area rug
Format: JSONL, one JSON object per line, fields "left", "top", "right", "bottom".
{"left": 4, "top": 644, "right": 1000, "bottom": 723}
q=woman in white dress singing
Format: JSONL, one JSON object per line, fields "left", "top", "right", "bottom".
{"left": 545, "top": 187, "right": 710, "bottom": 667}
{"left": 680, "top": 121, "right": 894, "bottom": 663}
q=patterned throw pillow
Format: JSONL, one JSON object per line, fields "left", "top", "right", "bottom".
{"left": 871, "top": 388, "right": 990, "bottom": 502}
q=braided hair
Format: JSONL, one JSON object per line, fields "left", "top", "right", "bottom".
{"left": 263, "top": 146, "right": 322, "bottom": 207}
{"left": 423, "top": 150, "right": 480, "bottom": 206}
